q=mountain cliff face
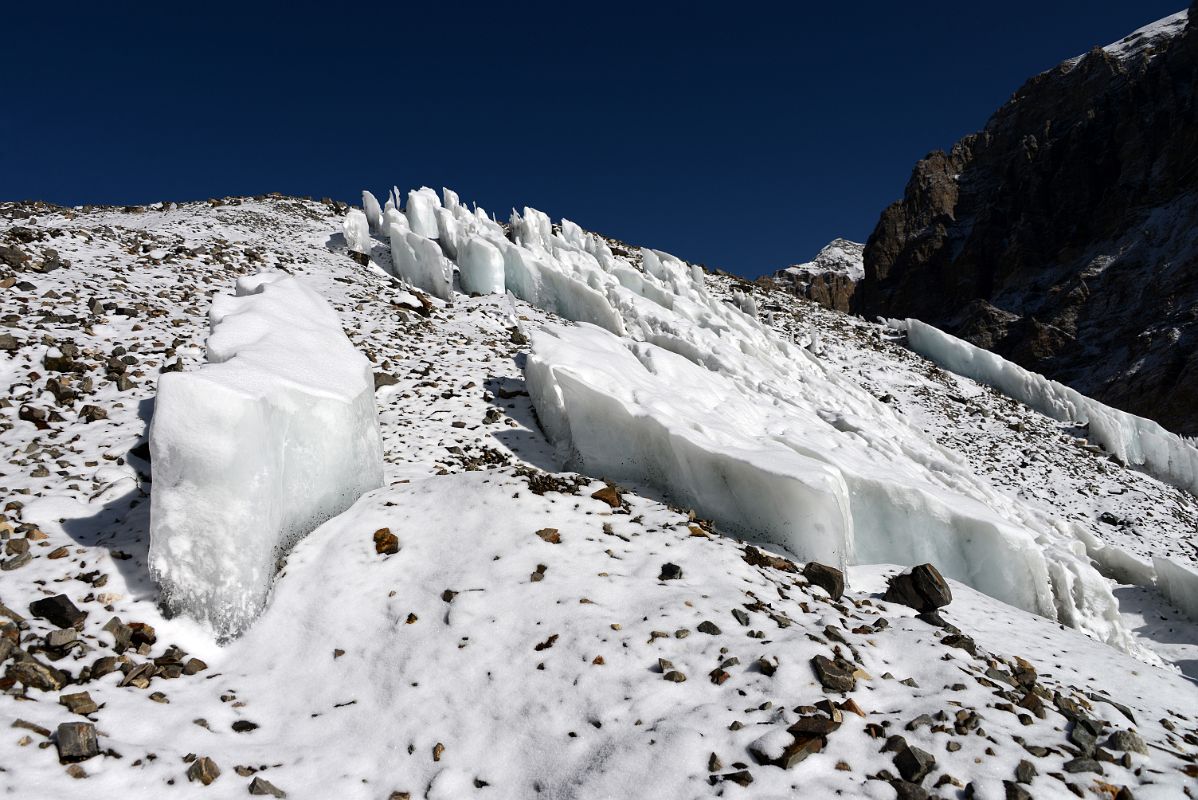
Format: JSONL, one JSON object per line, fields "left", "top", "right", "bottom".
{"left": 860, "top": 4, "right": 1198, "bottom": 436}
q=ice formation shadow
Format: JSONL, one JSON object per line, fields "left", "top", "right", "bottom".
{"left": 59, "top": 396, "right": 158, "bottom": 603}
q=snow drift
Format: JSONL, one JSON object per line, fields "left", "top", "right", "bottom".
{"left": 902, "top": 318, "right": 1198, "bottom": 497}
{"left": 148, "top": 272, "right": 384, "bottom": 639}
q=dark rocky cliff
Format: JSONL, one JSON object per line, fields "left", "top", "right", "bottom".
{"left": 860, "top": 5, "right": 1198, "bottom": 436}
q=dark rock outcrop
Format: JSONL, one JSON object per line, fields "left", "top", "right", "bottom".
{"left": 883, "top": 564, "right": 952, "bottom": 613}
{"left": 860, "top": 5, "right": 1198, "bottom": 435}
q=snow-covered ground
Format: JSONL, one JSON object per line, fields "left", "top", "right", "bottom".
{"left": 0, "top": 194, "right": 1194, "bottom": 798}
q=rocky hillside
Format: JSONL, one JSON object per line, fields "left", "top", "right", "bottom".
{"left": 0, "top": 194, "right": 1194, "bottom": 798}
{"left": 859, "top": 4, "right": 1198, "bottom": 437}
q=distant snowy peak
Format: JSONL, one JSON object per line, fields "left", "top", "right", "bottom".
{"left": 765, "top": 238, "right": 864, "bottom": 313}
{"left": 1065, "top": 8, "right": 1189, "bottom": 67}
{"left": 784, "top": 238, "right": 865, "bottom": 282}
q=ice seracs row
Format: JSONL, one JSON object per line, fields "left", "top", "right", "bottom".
{"left": 343, "top": 185, "right": 1169, "bottom": 657}
{"left": 898, "top": 317, "right": 1198, "bottom": 620}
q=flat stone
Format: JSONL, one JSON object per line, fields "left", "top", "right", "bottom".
{"left": 55, "top": 722, "right": 98, "bottom": 763}
{"left": 249, "top": 776, "right": 287, "bottom": 797}
{"left": 60, "top": 691, "right": 99, "bottom": 715}
{"left": 29, "top": 594, "right": 86, "bottom": 629}
{"left": 90, "top": 656, "right": 119, "bottom": 678}
{"left": 534, "top": 528, "right": 560, "bottom": 544}
{"left": 788, "top": 715, "right": 841, "bottom": 737}
{"left": 811, "top": 655, "right": 856, "bottom": 693}
{"left": 803, "top": 562, "right": 845, "bottom": 600}
{"left": 102, "top": 617, "right": 133, "bottom": 652}
{"left": 1068, "top": 722, "right": 1097, "bottom": 753}
{"left": 183, "top": 657, "right": 208, "bottom": 675}
{"left": 777, "top": 735, "right": 823, "bottom": 768}
{"left": 1015, "top": 758, "right": 1037, "bottom": 784}
{"left": 7, "top": 658, "right": 67, "bottom": 691}
{"left": 696, "top": 620, "right": 721, "bottom": 635}
{"left": 1062, "top": 757, "right": 1103, "bottom": 774}
{"left": 722, "top": 771, "right": 753, "bottom": 787}
{"left": 12, "top": 718, "right": 51, "bottom": 737}
{"left": 894, "top": 744, "right": 936, "bottom": 783}
{"left": 742, "top": 545, "right": 798, "bottom": 572}
{"left": 1, "top": 551, "right": 32, "bottom": 571}
{"left": 46, "top": 628, "right": 78, "bottom": 649}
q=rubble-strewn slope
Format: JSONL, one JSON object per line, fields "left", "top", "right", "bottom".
{"left": 0, "top": 197, "right": 1193, "bottom": 799}
{"left": 860, "top": 4, "right": 1198, "bottom": 437}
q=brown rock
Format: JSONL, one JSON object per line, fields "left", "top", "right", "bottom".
{"left": 803, "top": 562, "right": 845, "bottom": 600}
{"left": 60, "top": 691, "right": 99, "bottom": 715}
{"left": 187, "top": 756, "right": 221, "bottom": 785}
{"left": 777, "top": 735, "right": 824, "bottom": 769}
{"left": 373, "top": 528, "right": 399, "bottom": 555}
{"left": 590, "top": 485, "right": 621, "bottom": 508}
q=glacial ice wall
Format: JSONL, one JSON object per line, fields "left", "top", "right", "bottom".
{"left": 526, "top": 322, "right": 1136, "bottom": 653}
{"left": 148, "top": 273, "right": 384, "bottom": 639}
{"left": 903, "top": 318, "right": 1198, "bottom": 497}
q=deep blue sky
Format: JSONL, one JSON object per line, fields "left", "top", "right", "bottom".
{"left": 1, "top": 1, "right": 1185, "bottom": 277}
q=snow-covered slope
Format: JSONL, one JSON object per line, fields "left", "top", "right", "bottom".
{"left": 0, "top": 194, "right": 1194, "bottom": 798}
{"left": 1068, "top": 8, "right": 1189, "bottom": 66}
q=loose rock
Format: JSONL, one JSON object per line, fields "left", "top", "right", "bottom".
{"left": 55, "top": 722, "right": 99, "bottom": 763}
{"left": 882, "top": 564, "right": 952, "bottom": 612}
{"left": 249, "top": 776, "right": 287, "bottom": 797}
{"left": 187, "top": 756, "right": 221, "bottom": 785}
{"left": 811, "top": 655, "right": 856, "bottom": 693}
{"left": 28, "top": 594, "right": 87, "bottom": 629}
{"left": 803, "top": 562, "right": 845, "bottom": 600}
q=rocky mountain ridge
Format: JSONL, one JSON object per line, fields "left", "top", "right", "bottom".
{"left": 858, "top": 3, "right": 1198, "bottom": 436}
